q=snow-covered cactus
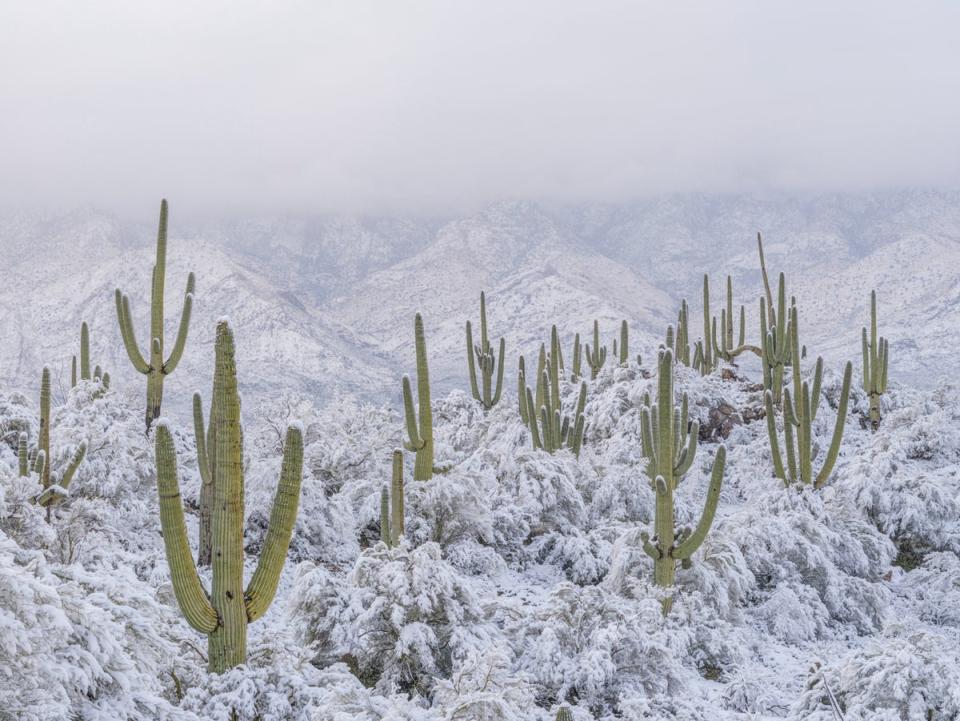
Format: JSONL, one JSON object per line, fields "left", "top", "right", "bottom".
{"left": 760, "top": 272, "right": 794, "bottom": 404}
{"left": 72, "top": 321, "right": 109, "bottom": 389}
{"left": 555, "top": 707, "right": 573, "bottom": 721}
{"left": 32, "top": 366, "right": 88, "bottom": 509}
{"left": 115, "top": 199, "right": 195, "bottom": 432}
{"left": 192, "top": 391, "right": 216, "bottom": 566}
{"left": 765, "top": 355, "right": 853, "bottom": 488}
{"left": 521, "top": 353, "right": 587, "bottom": 457}
{"left": 862, "top": 289, "right": 889, "bottom": 431}
{"left": 667, "top": 300, "right": 692, "bottom": 366}
{"left": 17, "top": 431, "right": 29, "bottom": 477}
{"left": 154, "top": 320, "right": 303, "bottom": 674}
{"left": 402, "top": 313, "right": 434, "bottom": 480}
{"left": 466, "top": 291, "right": 505, "bottom": 410}
{"left": 640, "top": 348, "right": 726, "bottom": 613}
{"left": 570, "top": 332, "right": 582, "bottom": 380}
{"left": 585, "top": 319, "right": 607, "bottom": 379}
{"left": 518, "top": 356, "right": 529, "bottom": 423}
{"left": 711, "top": 275, "right": 752, "bottom": 363}
{"left": 380, "top": 450, "right": 404, "bottom": 548}
{"left": 618, "top": 320, "right": 629, "bottom": 366}
{"left": 699, "top": 274, "right": 714, "bottom": 375}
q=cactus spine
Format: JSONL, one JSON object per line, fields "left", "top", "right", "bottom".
{"left": 380, "top": 450, "right": 405, "bottom": 548}
{"left": 641, "top": 350, "right": 725, "bottom": 612}
{"left": 640, "top": 349, "right": 726, "bottom": 613}
{"left": 466, "top": 292, "right": 505, "bottom": 410}
{"left": 115, "top": 199, "right": 195, "bottom": 432}
{"left": 862, "top": 290, "right": 889, "bottom": 431}
{"left": 585, "top": 320, "right": 607, "bottom": 379}
{"left": 154, "top": 321, "right": 303, "bottom": 674}
{"left": 402, "top": 313, "right": 434, "bottom": 480}
{"left": 764, "top": 311, "right": 852, "bottom": 489}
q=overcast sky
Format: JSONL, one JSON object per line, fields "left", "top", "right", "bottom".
{"left": 1, "top": 1, "right": 958, "bottom": 219}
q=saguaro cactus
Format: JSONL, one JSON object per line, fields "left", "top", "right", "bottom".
{"left": 618, "top": 320, "right": 629, "bottom": 366}
{"left": 862, "top": 290, "right": 889, "bottom": 431}
{"left": 154, "top": 321, "right": 303, "bottom": 674}
{"left": 72, "top": 322, "right": 109, "bottom": 389}
{"left": 380, "top": 450, "right": 405, "bottom": 548}
{"left": 585, "top": 319, "right": 607, "bottom": 379}
{"left": 192, "top": 391, "right": 216, "bottom": 566}
{"left": 466, "top": 291, "right": 505, "bottom": 410}
{"left": 760, "top": 273, "right": 794, "bottom": 404}
{"left": 765, "top": 353, "right": 853, "bottom": 488}
{"left": 570, "top": 332, "right": 583, "bottom": 381}
{"left": 402, "top": 313, "right": 434, "bottom": 480}
{"left": 32, "top": 367, "right": 87, "bottom": 508}
{"left": 521, "top": 350, "right": 587, "bottom": 457}
{"left": 115, "top": 199, "right": 195, "bottom": 432}
{"left": 640, "top": 348, "right": 726, "bottom": 613}
{"left": 711, "top": 276, "right": 756, "bottom": 363}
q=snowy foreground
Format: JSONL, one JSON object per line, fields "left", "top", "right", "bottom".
{"left": 1, "top": 358, "right": 959, "bottom": 720}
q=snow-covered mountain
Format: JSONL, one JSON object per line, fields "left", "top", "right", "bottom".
{"left": 1, "top": 190, "right": 958, "bottom": 416}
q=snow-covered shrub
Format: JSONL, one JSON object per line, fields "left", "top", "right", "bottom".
{"left": 793, "top": 627, "right": 960, "bottom": 720}
{"left": 724, "top": 488, "right": 894, "bottom": 636}
{"left": 0, "top": 531, "right": 186, "bottom": 721}
{"left": 896, "top": 551, "right": 960, "bottom": 627}
{"left": 291, "top": 541, "right": 493, "bottom": 695}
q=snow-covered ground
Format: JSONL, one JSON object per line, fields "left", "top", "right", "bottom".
{"left": 2, "top": 327, "right": 958, "bottom": 719}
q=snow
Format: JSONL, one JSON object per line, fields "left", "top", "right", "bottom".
{"left": 1, "top": 344, "right": 958, "bottom": 719}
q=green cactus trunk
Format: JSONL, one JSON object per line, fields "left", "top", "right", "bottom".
{"left": 619, "top": 320, "right": 629, "bottom": 366}
{"left": 466, "top": 292, "right": 505, "bottom": 410}
{"left": 403, "top": 313, "right": 434, "bottom": 480}
{"left": 381, "top": 450, "right": 405, "bottom": 547}
{"left": 862, "top": 290, "right": 889, "bottom": 431}
{"left": 154, "top": 321, "right": 303, "bottom": 674}
{"left": 116, "top": 200, "right": 195, "bottom": 432}
{"left": 640, "top": 349, "right": 725, "bottom": 614}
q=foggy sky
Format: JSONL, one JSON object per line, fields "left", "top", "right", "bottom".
{"left": 2, "top": 1, "right": 959, "bottom": 219}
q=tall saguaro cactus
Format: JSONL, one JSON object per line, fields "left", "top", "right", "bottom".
{"left": 33, "top": 367, "right": 87, "bottom": 509}
{"left": 618, "top": 320, "right": 629, "bottom": 366}
{"left": 640, "top": 348, "right": 726, "bottom": 613}
{"left": 380, "top": 450, "right": 405, "bottom": 548}
{"left": 585, "top": 319, "right": 607, "bottom": 379}
{"left": 72, "top": 322, "right": 110, "bottom": 389}
{"left": 760, "top": 273, "right": 794, "bottom": 404}
{"left": 115, "top": 199, "right": 195, "bottom": 432}
{"left": 403, "top": 313, "right": 434, "bottom": 480}
{"left": 862, "top": 290, "right": 889, "bottom": 431}
{"left": 154, "top": 321, "right": 303, "bottom": 674}
{"left": 765, "top": 358, "right": 853, "bottom": 488}
{"left": 466, "top": 291, "right": 505, "bottom": 410}
{"left": 710, "top": 276, "right": 756, "bottom": 363}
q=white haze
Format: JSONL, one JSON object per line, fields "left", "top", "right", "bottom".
{"left": 1, "top": 1, "right": 959, "bottom": 218}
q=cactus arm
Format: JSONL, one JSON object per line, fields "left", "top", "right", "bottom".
{"left": 32, "top": 450, "right": 46, "bottom": 478}
{"left": 764, "top": 391, "right": 786, "bottom": 481}
{"left": 640, "top": 531, "right": 661, "bottom": 559}
{"left": 738, "top": 305, "right": 746, "bottom": 347}
{"left": 390, "top": 449, "right": 404, "bottom": 546}
{"left": 116, "top": 290, "right": 151, "bottom": 373}
{"left": 814, "top": 362, "right": 853, "bottom": 488}
{"left": 71, "top": 356, "right": 78, "bottom": 388}
{"left": 57, "top": 441, "right": 87, "bottom": 491}
{"left": 674, "top": 445, "right": 726, "bottom": 559}
{"left": 491, "top": 337, "right": 505, "bottom": 406}
{"left": 379, "top": 487, "right": 391, "bottom": 545}
{"left": 39, "top": 367, "right": 51, "bottom": 490}
{"left": 466, "top": 320, "right": 480, "bottom": 402}
{"left": 80, "top": 322, "right": 91, "bottom": 380}
{"left": 861, "top": 327, "right": 871, "bottom": 392}
{"left": 571, "top": 414, "right": 585, "bottom": 457}
{"left": 17, "top": 432, "right": 28, "bottom": 477}
{"left": 162, "top": 273, "right": 195, "bottom": 374}
{"left": 675, "top": 421, "right": 699, "bottom": 478}
{"left": 809, "top": 357, "right": 824, "bottom": 424}
{"left": 518, "top": 357, "right": 528, "bottom": 422}
{"left": 757, "top": 232, "right": 776, "bottom": 326}
{"left": 799, "top": 382, "right": 813, "bottom": 484}
{"left": 525, "top": 387, "right": 542, "bottom": 449}
{"left": 245, "top": 425, "right": 303, "bottom": 622}
{"left": 401, "top": 375, "right": 424, "bottom": 450}
{"left": 155, "top": 423, "right": 219, "bottom": 634}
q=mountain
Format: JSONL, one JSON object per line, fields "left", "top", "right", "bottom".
{"left": 1, "top": 190, "right": 958, "bottom": 416}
